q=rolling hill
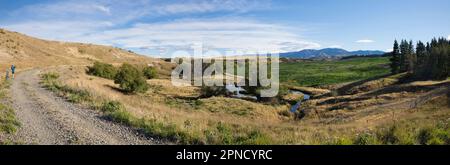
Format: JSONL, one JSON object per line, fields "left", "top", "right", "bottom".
{"left": 0, "top": 28, "right": 167, "bottom": 72}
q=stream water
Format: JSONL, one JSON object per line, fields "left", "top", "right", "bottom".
{"left": 225, "top": 85, "right": 311, "bottom": 113}
{"left": 289, "top": 90, "right": 311, "bottom": 113}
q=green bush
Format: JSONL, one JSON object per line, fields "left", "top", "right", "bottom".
{"left": 107, "top": 108, "right": 133, "bottom": 124}
{"left": 87, "top": 61, "right": 117, "bottom": 79}
{"left": 378, "top": 125, "right": 400, "bottom": 144}
{"left": 417, "top": 127, "right": 450, "bottom": 145}
{"left": 142, "top": 66, "right": 158, "bottom": 79}
{"left": 66, "top": 88, "right": 91, "bottom": 103}
{"left": 101, "top": 101, "right": 125, "bottom": 113}
{"left": 114, "top": 63, "right": 149, "bottom": 93}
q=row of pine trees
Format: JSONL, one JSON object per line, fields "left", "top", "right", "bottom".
{"left": 389, "top": 37, "right": 449, "bottom": 80}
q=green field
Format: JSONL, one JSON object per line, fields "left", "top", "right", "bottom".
{"left": 280, "top": 57, "right": 390, "bottom": 87}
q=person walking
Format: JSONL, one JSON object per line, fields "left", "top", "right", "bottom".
{"left": 11, "top": 64, "right": 16, "bottom": 80}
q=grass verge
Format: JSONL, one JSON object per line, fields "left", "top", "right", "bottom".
{"left": 0, "top": 80, "right": 20, "bottom": 134}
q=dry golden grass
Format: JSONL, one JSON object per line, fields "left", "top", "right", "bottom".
{"left": 147, "top": 79, "right": 200, "bottom": 97}
{"left": 287, "top": 85, "right": 331, "bottom": 96}
{"left": 4, "top": 29, "right": 448, "bottom": 144}
{"left": 43, "top": 65, "right": 449, "bottom": 144}
{"left": 0, "top": 28, "right": 172, "bottom": 75}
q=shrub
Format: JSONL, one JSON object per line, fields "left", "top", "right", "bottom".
{"left": 114, "top": 63, "right": 149, "bottom": 93}
{"left": 417, "top": 127, "right": 449, "bottom": 145}
{"left": 107, "top": 108, "right": 133, "bottom": 124}
{"left": 101, "top": 101, "right": 125, "bottom": 113}
{"left": 66, "top": 88, "right": 91, "bottom": 103}
{"left": 353, "top": 133, "right": 379, "bottom": 145}
{"left": 200, "top": 85, "right": 228, "bottom": 98}
{"left": 87, "top": 61, "right": 117, "bottom": 79}
{"left": 378, "top": 125, "right": 400, "bottom": 144}
{"left": 142, "top": 66, "right": 158, "bottom": 79}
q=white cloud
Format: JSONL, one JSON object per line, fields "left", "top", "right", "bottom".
{"left": 153, "top": 0, "right": 269, "bottom": 15}
{"left": 79, "top": 19, "right": 319, "bottom": 54}
{"left": 356, "top": 39, "right": 375, "bottom": 43}
{"left": 3, "top": 18, "right": 319, "bottom": 56}
{"left": 4, "top": 21, "right": 114, "bottom": 41}
{"left": 13, "top": 1, "right": 112, "bottom": 17}
{"left": 448, "top": 35, "right": 450, "bottom": 40}
{"left": 9, "top": 0, "right": 269, "bottom": 22}
{"left": 1, "top": 0, "right": 319, "bottom": 56}
{"left": 386, "top": 48, "right": 393, "bottom": 52}
{"left": 93, "top": 5, "right": 111, "bottom": 15}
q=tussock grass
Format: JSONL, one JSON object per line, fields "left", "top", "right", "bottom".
{"left": 41, "top": 66, "right": 450, "bottom": 145}
{"left": 0, "top": 80, "right": 20, "bottom": 134}
{"left": 339, "top": 122, "right": 450, "bottom": 145}
{"left": 42, "top": 71, "right": 274, "bottom": 144}
{"left": 41, "top": 72, "right": 92, "bottom": 104}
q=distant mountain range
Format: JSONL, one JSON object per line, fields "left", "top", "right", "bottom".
{"left": 280, "top": 48, "right": 385, "bottom": 59}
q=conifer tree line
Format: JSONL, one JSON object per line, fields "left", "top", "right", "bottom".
{"left": 389, "top": 37, "right": 449, "bottom": 80}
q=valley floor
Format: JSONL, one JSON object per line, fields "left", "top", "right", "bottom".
{"left": 1, "top": 65, "right": 449, "bottom": 145}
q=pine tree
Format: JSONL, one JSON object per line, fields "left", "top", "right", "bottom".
{"left": 423, "top": 37, "right": 449, "bottom": 80}
{"left": 407, "top": 40, "right": 416, "bottom": 73}
{"left": 390, "top": 40, "right": 401, "bottom": 74}
{"left": 399, "top": 40, "right": 409, "bottom": 72}
{"left": 414, "top": 41, "right": 426, "bottom": 77}
{"left": 391, "top": 37, "right": 449, "bottom": 80}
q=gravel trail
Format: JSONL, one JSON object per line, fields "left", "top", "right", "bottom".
{"left": 8, "top": 69, "right": 155, "bottom": 145}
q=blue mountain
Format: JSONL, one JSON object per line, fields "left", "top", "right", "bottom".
{"left": 280, "top": 48, "right": 385, "bottom": 59}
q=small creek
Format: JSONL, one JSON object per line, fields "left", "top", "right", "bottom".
{"left": 225, "top": 84, "right": 311, "bottom": 113}
{"left": 289, "top": 90, "right": 311, "bottom": 113}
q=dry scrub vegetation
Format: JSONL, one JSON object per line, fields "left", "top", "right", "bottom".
{"left": 40, "top": 65, "right": 450, "bottom": 144}
{"left": 3, "top": 28, "right": 448, "bottom": 145}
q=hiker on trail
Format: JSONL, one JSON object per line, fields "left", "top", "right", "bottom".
{"left": 11, "top": 64, "right": 16, "bottom": 79}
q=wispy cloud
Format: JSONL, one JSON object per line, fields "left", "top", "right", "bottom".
{"left": 71, "top": 18, "right": 318, "bottom": 53}
{"left": 153, "top": 0, "right": 270, "bottom": 15}
{"left": 1, "top": 0, "right": 319, "bottom": 56}
{"left": 7, "top": 0, "right": 270, "bottom": 23}
{"left": 356, "top": 39, "right": 375, "bottom": 43}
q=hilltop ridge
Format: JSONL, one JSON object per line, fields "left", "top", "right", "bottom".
{"left": 0, "top": 28, "right": 165, "bottom": 70}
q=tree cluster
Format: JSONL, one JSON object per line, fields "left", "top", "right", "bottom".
{"left": 390, "top": 37, "right": 449, "bottom": 80}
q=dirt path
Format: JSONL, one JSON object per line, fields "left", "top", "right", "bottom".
{"left": 7, "top": 69, "right": 156, "bottom": 145}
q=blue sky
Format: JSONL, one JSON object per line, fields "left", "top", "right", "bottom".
{"left": 1, "top": 0, "right": 449, "bottom": 57}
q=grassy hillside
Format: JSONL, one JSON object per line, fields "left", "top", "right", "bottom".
{"left": 0, "top": 28, "right": 171, "bottom": 74}
{"left": 280, "top": 57, "right": 390, "bottom": 87}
